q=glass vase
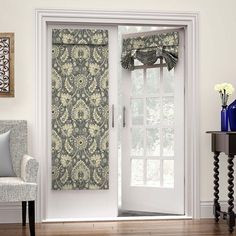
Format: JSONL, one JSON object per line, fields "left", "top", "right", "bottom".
{"left": 228, "top": 99, "right": 236, "bottom": 131}
{"left": 221, "top": 106, "right": 228, "bottom": 132}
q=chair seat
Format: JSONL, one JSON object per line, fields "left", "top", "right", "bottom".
{"left": 0, "top": 177, "right": 37, "bottom": 202}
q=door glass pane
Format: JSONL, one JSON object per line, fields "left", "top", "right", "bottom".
{"left": 131, "top": 159, "right": 144, "bottom": 186}
{"left": 146, "top": 68, "right": 160, "bottom": 94}
{"left": 146, "top": 98, "right": 160, "bottom": 125}
{"left": 131, "top": 98, "right": 144, "bottom": 125}
{"left": 163, "top": 160, "right": 174, "bottom": 187}
{"left": 147, "top": 159, "right": 160, "bottom": 186}
{"left": 162, "top": 96, "right": 174, "bottom": 125}
{"left": 147, "top": 128, "right": 160, "bottom": 156}
{"left": 134, "top": 59, "right": 143, "bottom": 66}
{"left": 132, "top": 116, "right": 144, "bottom": 126}
{"left": 131, "top": 69, "right": 144, "bottom": 96}
{"left": 163, "top": 67, "right": 174, "bottom": 94}
{"left": 131, "top": 128, "right": 144, "bottom": 156}
{"left": 162, "top": 128, "right": 174, "bottom": 156}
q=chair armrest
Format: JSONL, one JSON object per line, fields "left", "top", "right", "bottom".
{"left": 21, "top": 154, "right": 39, "bottom": 183}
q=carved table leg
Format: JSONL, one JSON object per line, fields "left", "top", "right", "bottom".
{"left": 213, "top": 151, "right": 221, "bottom": 222}
{"left": 227, "top": 154, "right": 235, "bottom": 233}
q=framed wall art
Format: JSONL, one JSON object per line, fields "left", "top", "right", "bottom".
{"left": 0, "top": 33, "right": 14, "bottom": 97}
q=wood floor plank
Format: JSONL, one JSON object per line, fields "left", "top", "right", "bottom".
{"left": 0, "top": 219, "right": 235, "bottom": 236}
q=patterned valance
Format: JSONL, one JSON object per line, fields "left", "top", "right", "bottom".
{"left": 121, "top": 31, "right": 179, "bottom": 71}
{"left": 52, "top": 29, "right": 108, "bottom": 45}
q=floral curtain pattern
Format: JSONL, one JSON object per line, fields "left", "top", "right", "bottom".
{"left": 51, "top": 29, "right": 109, "bottom": 190}
{"left": 121, "top": 31, "right": 179, "bottom": 71}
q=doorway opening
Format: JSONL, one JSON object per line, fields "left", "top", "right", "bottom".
{"left": 36, "top": 8, "right": 199, "bottom": 221}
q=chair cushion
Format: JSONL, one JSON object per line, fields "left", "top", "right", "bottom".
{"left": 0, "top": 177, "right": 37, "bottom": 202}
{"left": 0, "top": 131, "right": 16, "bottom": 177}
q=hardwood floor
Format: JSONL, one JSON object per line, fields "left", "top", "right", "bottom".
{"left": 0, "top": 219, "right": 235, "bottom": 236}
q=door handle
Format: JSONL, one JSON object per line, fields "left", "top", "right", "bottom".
{"left": 112, "top": 104, "right": 114, "bottom": 128}
{"left": 123, "top": 106, "right": 126, "bottom": 127}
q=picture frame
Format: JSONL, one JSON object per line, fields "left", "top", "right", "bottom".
{"left": 0, "top": 33, "right": 14, "bottom": 97}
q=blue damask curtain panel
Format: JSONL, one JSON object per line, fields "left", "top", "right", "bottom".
{"left": 121, "top": 31, "right": 179, "bottom": 71}
{"left": 51, "top": 29, "right": 109, "bottom": 190}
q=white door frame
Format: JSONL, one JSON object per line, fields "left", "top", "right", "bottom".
{"left": 35, "top": 9, "right": 199, "bottom": 222}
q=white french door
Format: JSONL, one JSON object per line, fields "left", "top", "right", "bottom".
{"left": 45, "top": 24, "right": 119, "bottom": 219}
{"left": 121, "top": 29, "right": 185, "bottom": 214}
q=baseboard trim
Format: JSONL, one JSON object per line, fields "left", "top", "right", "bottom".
{"left": 0, "top": 200, "right": 225, "bottom": 223}
{"left": 200, "top": 201, "right": 233, "bottom": 218}
{"left": 0, "top": 202, "right": 21, "bottom": 223}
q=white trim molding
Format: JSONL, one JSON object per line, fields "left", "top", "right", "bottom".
{"left": 200, "top": 201, "right": 214, "bottom": 218}
{"left": 200, "top": 201, "right": 234, "bottom": 218}
{"left": 35, "top": 9, "right": 199, "bottom": 222}
{"left": 0, "top": 203, "right": 21, "bottom": 223}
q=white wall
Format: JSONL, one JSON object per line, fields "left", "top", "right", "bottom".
{"left": 0, "top": 0, "right": 236, "bottom": 220}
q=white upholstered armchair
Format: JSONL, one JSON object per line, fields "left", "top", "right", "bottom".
{"left": 0, "top": 120, "right": 39, "bottom": 236}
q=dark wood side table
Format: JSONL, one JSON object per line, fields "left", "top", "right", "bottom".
{"left": 207, "top": 131, "right": 236, "bottom": 233}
